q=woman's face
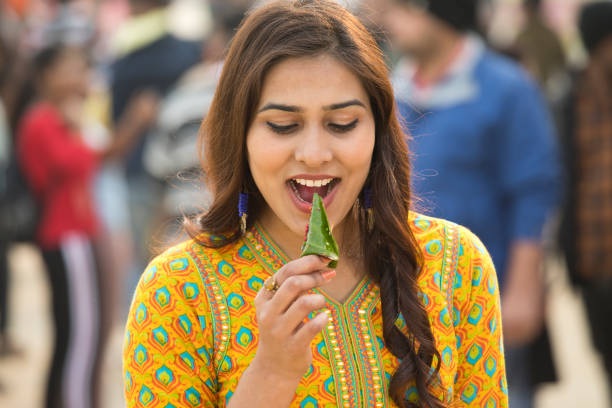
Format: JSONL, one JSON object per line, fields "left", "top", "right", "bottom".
{"left": 41, "top": 49, "right": 90, "bottom": 101}
{"left": 247, "top": 54, "right": 376, "bottom": 239}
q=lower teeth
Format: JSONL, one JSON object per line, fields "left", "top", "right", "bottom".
{"left": 289, "top": 181, "right": 335, "bottom": 203}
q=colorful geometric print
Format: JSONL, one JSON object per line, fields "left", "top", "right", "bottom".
{"left": 123, "top": 212, "right": 507, "bottom": 407}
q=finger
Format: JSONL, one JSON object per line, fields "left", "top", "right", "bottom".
{"left": 254, "top": 279, "right": 276, "bottom": 306}
{"left": 293, "top": 309, "right": 330, "bottom": 348}
{"left": 268, "top": 269, "right": 335, "bottom": 313}
{"left": 254, "top": 285, "right": 267, "bottom": 307}
{"left": 257, "top": 255, "right": 332, "bottom": 306}
{"left": 274, "top": 255, "right": 330, "bottom": 287}
{"left": 277, "top": 293, "right": 326, "bottom": 336}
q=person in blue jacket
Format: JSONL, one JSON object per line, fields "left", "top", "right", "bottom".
{"left": 383, "top": 1, "right": 561, "bottom": 407}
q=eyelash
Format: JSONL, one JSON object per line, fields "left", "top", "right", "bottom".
{"left": 266, "top": 122, "right": 298, "bottom": 134}
{"left": 266, "top": 119, "right": 359, "bottom": 134}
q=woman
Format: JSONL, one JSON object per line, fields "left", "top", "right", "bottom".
{"left": 123, "top": 1, "right": 507, "bottom": 407}
{"left": 17, "top": 44, "right": 157, "bottom": 408}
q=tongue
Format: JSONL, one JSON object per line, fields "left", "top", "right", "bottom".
{"left": 295, "top": 183, "right": 327, "bottom": 203}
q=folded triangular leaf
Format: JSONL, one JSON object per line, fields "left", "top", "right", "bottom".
{"left": 300, "top": 193, "right": 339, "bottom": 268}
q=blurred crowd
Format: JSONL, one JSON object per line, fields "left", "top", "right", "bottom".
{"left": 0, "top": 0, "right": 611, "bottom": 407}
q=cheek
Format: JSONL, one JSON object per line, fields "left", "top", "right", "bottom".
{"left": 246, "top": 129, "right": 289, "bottom": 188}
{"left": 338, "top": 129, "right": 375, "bottom": 179}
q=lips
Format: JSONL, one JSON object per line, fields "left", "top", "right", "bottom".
{"left": 288, "top": 177, "right": 340, "bottom": 204}
{"left": 289, "top": 178, "right": 335, "bottom": 204}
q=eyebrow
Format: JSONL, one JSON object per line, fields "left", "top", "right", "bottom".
{"left": 258, "top": 103, "right": 302, "bottom": 113}
{"left": 323, "top": 99, "right": 366, "bottom": 111}
{"left": 257, "top": 99, "right": 366, "bottom": 113}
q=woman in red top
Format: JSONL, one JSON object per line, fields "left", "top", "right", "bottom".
{"left": 17, "top": 44, "right": 157, "bottom": 408}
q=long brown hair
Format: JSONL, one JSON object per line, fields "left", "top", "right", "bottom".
{"left": 190, "top": 1, "right": 444, "bottom": 406}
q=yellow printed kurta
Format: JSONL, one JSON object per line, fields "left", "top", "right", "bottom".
{"left": 123, "top": 213, "right": 508, "bottom": 407}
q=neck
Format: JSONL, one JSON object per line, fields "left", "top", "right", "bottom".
{"left": 38, "top": 91, "right": 63, "bottom": 106}
{"left": 414, "top": 31, "right": 464, "bottom": 85}
{"left": 258, "top": 209, "right": 304, "bottom": 260}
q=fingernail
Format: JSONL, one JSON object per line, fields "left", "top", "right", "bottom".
{"left": 318, "top": 255, "right": 330, "bottom": 263}
{"left": 321, "top": 269, "right": 336, "bottom": 280}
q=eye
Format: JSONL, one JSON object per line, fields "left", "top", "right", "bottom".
{"left": 329, "top": 119, "right": 359, "bottom": 133}
{"left": 266, "top": 121, "right": 299, "bottom": 134}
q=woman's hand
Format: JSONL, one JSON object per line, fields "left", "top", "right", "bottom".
{"left": 251, "top": 255, "right": 335, "bottom": 380}
{"left": 252, "top": 255, "right": 336, "bottom": 381}
{"left": 227, "top": 255, "right": 334, "bottom": 408}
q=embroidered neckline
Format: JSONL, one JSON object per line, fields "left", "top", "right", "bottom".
{"left": 242, "top": 221, "right": 388, "bottom": 407}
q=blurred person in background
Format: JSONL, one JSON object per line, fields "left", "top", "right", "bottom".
{"left": 17, "top": 43, "right": 157, "bottom": 408}
{"left": 354, "top": 0, "right": 397, "bottom": 59}
{"left": 382, "top": 1, "right": 560, "bottom": 407}
{"left": 0, "top": 35, "right": 15, "bottom": 361}
{"left": 0, "top": 116, "right": 7, "bottom": 363}
{"left": 558, "top": 1, "right": 612, "bottom": 398}
{"left": 0, "top": 106, "right": 7, "bottom": 388}
{"left": 0, "top": 22, "right": 29, "bottom": 362}
{"left": 513, "top": 0, "right": 566, "bottom": 96}
{"left": 110, "top": 0, "right": 200, "bottom": 278}
{"left": 142, "top": 0, "right": 248, "bottom": 236}
{"left": 0, "top": 38, "right": 9, "bottom": 353}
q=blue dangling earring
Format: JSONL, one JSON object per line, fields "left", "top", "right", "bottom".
{"left": 238, "top": 191, "right": 248, "bottom": 235}
{"left": 363, "top": 187, "right": 374, "bottom": 232}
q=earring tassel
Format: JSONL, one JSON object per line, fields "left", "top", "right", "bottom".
{"left": 367, "top": 208, "right": 374, "bottom": 232}
{"left": 240, "top": 213, "right": 247, "bottom": 235}
{"left": 238, "top": 192, "right": 248, "bottom": 235}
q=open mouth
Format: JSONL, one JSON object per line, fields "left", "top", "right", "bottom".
{"left": 287, "top": 177, "right": 341, "bottom": 204}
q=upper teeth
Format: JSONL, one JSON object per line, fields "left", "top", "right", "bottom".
{"left": 293, "top": 178, "right": 334, "bottom": 187}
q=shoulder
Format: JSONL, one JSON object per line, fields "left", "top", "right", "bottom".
{"left": 134, "top": 240, "right": 209, "bottom": 308}
{"left": 476, "top": 50, "right": 540, "bottom": 97}
{"left": 19, "top": 103, "right": 60, "bottom": 130}
{"left": 17, "top": 104, "right": 63, "bottom": 148}
{"left": 139, "top": 234, "right": 252, "bottom": 296}
{"left": 409, "top": 211, "right": 448, "bottom": 243}
{"left": 144, "top": 235, "right": 237, "bottom": 281}
{"left": 410, "top": 211, "right": 469, "bottom": 258}
{"left": 477, "top": 50, "right": 526, "bottom": 82}
{"left": 410, "top": 211, "right": 496, "bottom": 283}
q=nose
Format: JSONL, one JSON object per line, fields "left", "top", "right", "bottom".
{"left": 294, "top": 124, "right": 333, "bottom": 167}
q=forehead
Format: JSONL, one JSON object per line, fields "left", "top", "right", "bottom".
{"left": 258, "top": 54, "right": 368, "bottom": 108}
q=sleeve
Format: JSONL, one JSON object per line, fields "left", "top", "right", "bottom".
{"left": 493, "top": 77, "right": 561, "bottom": 241}
{"left": 123, "top": 249, "right": 218, "bottom": 407}
{"left": 452, "top": 227, "right": 508, "bottom": 407}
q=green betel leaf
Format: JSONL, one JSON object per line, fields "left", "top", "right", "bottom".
{"left": 300, "top": 193, "right": 339, "bottom": 268}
